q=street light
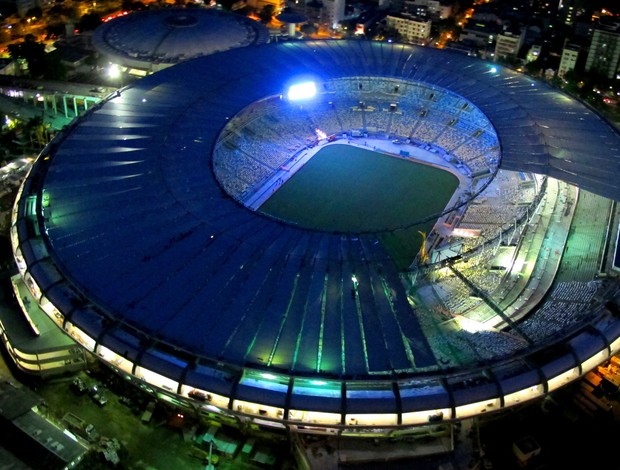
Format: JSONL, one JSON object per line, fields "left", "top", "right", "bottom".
{"left": 206, "top": 440, "right": 215, "bottom": 470}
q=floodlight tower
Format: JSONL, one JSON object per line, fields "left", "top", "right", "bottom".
{"left": 276, "top": 9, "right": 308, "bottom": 39}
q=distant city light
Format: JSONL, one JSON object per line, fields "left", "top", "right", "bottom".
{"left": 287, "top": 82, "right": 316, "bottom": 101}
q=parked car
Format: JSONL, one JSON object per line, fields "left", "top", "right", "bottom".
{"left": 89, "top": 383, "right": 109, "bottom": 407}
{"left": 70, "top": 377, "right": 87, "bottom": 395}
{"left": 62, "top": 412, "right": 99, "bottom": 442}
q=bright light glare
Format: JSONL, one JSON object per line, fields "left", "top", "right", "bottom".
{"left": 287, "top": 82, "right": 317, "bottom": 101}
{"left": 456, "top": 317, "right": 489, "bottom": 333}
{"left": 108, "top": 64, "right": 121, "bottom": 79}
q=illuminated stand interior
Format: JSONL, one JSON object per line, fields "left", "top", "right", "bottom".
{"left": 10, "top": 70, "right": 620, "bottom": 436}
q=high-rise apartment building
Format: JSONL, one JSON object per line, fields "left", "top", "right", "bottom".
{"left": 494, "top": 30, "right": 525, "bottom": 60}
{"left": 385, "top": 14, "right": 431, "bottom": 45}
{"left": 322, "top": 0, "right": 345, "bottom": 29}
{"left": 558, "top": 45, "right": 579, "bottom": 78}
{"left": 585, "top": 20, "right": 620, "bottom": 79}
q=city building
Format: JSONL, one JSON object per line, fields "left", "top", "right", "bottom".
{"left": 526, "top": 44, "right": 542, "bottom": 64}
{"left": 558, "top": 0, "right": 578, "bottom": 25}
{"left": 0, "top": 379, "right": 88, "bottom": 468}
{"left": 402, "top": 1, "right": 429, "bottom": 19}
{"left": 0, "top": 274, "right": 86, "bottom": 378}
{"left": 558, "top": 44, "right": 580, "bottom": 78}
{"left": 402, "top": 0, "right": 448, "bottom": 19}
{"left": 459, "top": 20, "right": 502, "bottom": 50}
{"left": 13, "top": 0, "right": 36, "bottom": 17}
{"left": 290, "top": 0, "right": 340, "bottom": 31}
{"left": 585, "top": 19, "right": 620, "bottom": 79}
{"left": 316, "top": 0, "right": 345, "bottom": 30}
{"left": 494, "top": 29, "right": 525, "bottom": 61}
{"left": 512, "top": 435, "right": 542, "bottom": 467}
{"left": 385, "top": 14, "right": 431, "bottom": 44}
{"left": 8, "top": 40, "right": 620, "bottom": 441}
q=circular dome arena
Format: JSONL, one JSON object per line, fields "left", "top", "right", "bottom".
{"left": 12, "top": 40, "right": 620, "bottom": 432}
{"left": 92, "top": 7, "right": 270, "bottom": 73}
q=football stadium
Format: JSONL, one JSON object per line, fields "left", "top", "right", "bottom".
{"left": 10, "top": 40, "right": 620, "bottom": 435}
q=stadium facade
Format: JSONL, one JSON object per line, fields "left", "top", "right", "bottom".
{"left": 10, "top": 40, "right": 620, "bottom": 435}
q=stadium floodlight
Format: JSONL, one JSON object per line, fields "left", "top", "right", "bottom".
{"left": 287, "top": 81, "right": 317, "bottom": 101}
{"left": 108, "top": 63, "right": 121, "bottom": 79}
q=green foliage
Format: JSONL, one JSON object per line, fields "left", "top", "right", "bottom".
{"left": 7, "top": 34, "right": 46, "bottom": 78}
{"left": 25, "top": 6, "right": 43, "bottom": 18}
{"left": 376, "top": 25, "right": 402, "bottom": 43}
{"left": 524, "top": 57, "right": 544, "bottom": 77}
{"left": 258, "top": 4, "right": 274, "bottom": 24}
{"left": 46, "top": 22, "right": 66, "bottom": 38}
{"left": 301, "top": 23, "right": 317, "bottom": 35}
{"left": 122, "top": 0, "right": 146, "bottom": 10}
{"left": 43, "top": 51, "right": 68, "bottom": 81}
{"left": 77, "top": 12, "right": 102, "bottom": 32}
{"left": 48, "top": 4, "right": 76, "bottom": 17}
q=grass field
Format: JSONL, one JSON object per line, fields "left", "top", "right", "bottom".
{"left": 259, "top": 144, "right": 459, "bottom": 268}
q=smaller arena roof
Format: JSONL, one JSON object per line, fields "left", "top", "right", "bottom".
{"left": 92, "top": 8, "right": 269, "bottom": 71}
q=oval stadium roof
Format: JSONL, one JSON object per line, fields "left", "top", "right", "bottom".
{"left": 13, "top": 40, "right": 620, "bottom": 424}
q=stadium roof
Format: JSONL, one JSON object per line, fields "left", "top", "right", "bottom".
{"left": 92, "top": 8, "right": 269, "bottom": 70}
{"left": 13, "top": 40, "right": 620, "bottom": 419}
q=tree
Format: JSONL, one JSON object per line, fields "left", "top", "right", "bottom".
{"left": 258, "top": 4, "right": 274, "bottom": 24}
{"left": 23, "top": 116, "right": 48, "bottom": 149}
{"left": 44, "top": 51, "right": 67, "bottom": 81}
{"left": 76, "top": 12, "right": 102, "bottom": 32}
{"left": 524, "top": 57, "right": 544, "bottom": 77}
{"left": 375, "top": 25, "right": 402, "bottom": 43}
{"left": 48, "top": 4, "right": 76, "bottom": 22}
{"left": 301, "top": 23, "right": 318, "bottom": 35}
{"left": 122, "top": 0, "right": 146, "bottom": 10}
{"left": 25, "top": 6, "right": 43, "bottom": 18}
{"left": 8, "top": 34, "right": 46, "bottom": 78}
{"left": 46, "top": 22, "right": 66, "bottom": 39}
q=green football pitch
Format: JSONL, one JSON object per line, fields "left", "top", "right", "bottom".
{"left": 259, "top": 144, "right": 459, "bottom": 268}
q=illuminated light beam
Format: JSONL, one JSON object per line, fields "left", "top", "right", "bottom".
{"left": 287, "top": 82, "right": 317, "bottom": 101}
